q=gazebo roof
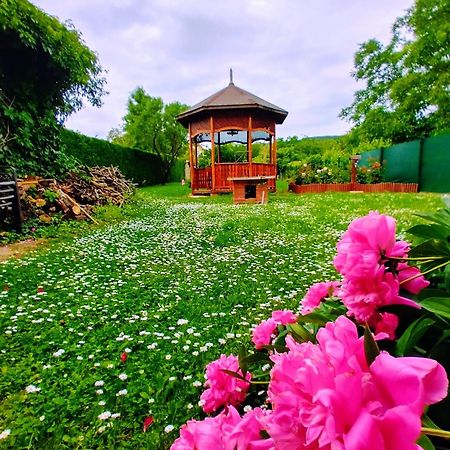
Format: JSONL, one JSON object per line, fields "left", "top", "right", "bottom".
{"left": 177, "top": 74, "right": 288, "bottom": 127}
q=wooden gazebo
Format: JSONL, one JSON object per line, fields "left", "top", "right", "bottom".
{"left": 177, "top": 71, "right": 288, "bottom": 195}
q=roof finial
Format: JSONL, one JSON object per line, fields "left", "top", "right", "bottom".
{"left": 229, "top": 68, "right": 234, "bottom": 85}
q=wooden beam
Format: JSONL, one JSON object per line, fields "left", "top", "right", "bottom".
{"left": 272, "top": 125, "right": 277, "bottom": 192}
{"left": 210, "top": 116, "right": 215, "bottom": 193}
{"left": 188, "top": 123, "right": 194, "bottom": 189}
{"left": 215, "top": 131, "right": 220, "bottom": 164}
{"left": 248, "top": 115, "right": 253, "bottom": 176}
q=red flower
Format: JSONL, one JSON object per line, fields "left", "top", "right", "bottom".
{"left": 37, "top": 286, "right": 44, "bottom": 293}
{"left": 143, "top": 416, "right": 154, "bottom": 432}
{"left": 121, "top": 352, "right": 127, "bottom": 363}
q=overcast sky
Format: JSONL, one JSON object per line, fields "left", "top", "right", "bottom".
{"left": 31, "top": 0, "right": 413, "bottom": 139}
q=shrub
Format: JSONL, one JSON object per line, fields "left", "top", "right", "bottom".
{"left": 356, "top": 159, "right": 384, "bottom": 184}
{"left": 61, "top": 129, "right": 164, "bottom": 185}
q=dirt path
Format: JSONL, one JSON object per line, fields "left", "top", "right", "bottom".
{"left": 0, "top": 239, "right": 48, "bottom": 262}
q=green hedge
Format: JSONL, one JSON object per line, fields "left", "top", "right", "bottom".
{"left": 169, "top": 158, "right": 186, "bottom": 182}
{"left": 61, "top": 129, "right": 164, "bottom": 185}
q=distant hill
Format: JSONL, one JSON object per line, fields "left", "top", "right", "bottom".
{"left": 301, "top": 135, "right": 343, "bottom": 140}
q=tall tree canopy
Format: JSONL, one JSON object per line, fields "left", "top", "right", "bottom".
{"left": 112, "top": 87, "right": 188, "bottom": 183}
{"left": 0, "top": 0, "right": 106, "bottom": 175}
{"left": 341, "top": 0, "right": 449, "bottom": 144}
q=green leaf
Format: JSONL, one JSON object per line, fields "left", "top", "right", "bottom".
{"left": 420, "top": 297, "right": 450, "bottom": 319}
{"left": 415, "top": 208, "right": 450, "bottom": 229}
{"left": 395, "top": 317, "right": 435, "bottom": 356}
{"left": 364, "top": 325, "right": 380, "bottom": 366}
{"left": 287, "top": 323, "right": 313, "bottom": 343}
{"left": 422, "top": 414, "right": 441, "bottom": 430}
{"left": 409, "top": 239, "right": 450, "bottom": 258}
{"left": 261, "top": 344, "right": 289, "bottom": 353}
{"left": 238, "top": 346, "right": 248, "bottom": 377}
{"left": 296, "top": 312, "right": 329, "bottom": 326}
{"left": 416, "top": 434, "right": 435, "bottom": 450}
{"left": 221, "top": 369, "right": 250, "bottom": 383}
{"left": 407, "top": 224, "right": 450, "bottom": 240}
{"left": 241, "top": 352, "right": 270, "bottom": 365}
{"left": 445, "top": 265, "right": 450, "bottom": 293}
{"left": 417, "top": 288, "right": 450, "bottom": 301}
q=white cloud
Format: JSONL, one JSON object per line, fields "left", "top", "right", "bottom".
{"left": 31, "top": 0, "right": 413, "bottom": 138}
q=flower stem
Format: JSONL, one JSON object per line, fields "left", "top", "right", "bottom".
{"left": 421, "top": 427, "right": 450, "bottom": 440}
{"left": 387, "top": 256, "right": 447, "bottom": 261}
{"left": 400, "top": 260, "right": 450, "bottom": 285}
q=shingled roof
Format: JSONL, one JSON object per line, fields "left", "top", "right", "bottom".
{"left": 177, "top": 76, "right": 288, "bottom": 126}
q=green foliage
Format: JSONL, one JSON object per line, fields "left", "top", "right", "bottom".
{"left": 293, "top": 162, "right": 349, "bottom": 185}
{"left": 61, "top": 129, "right": 164, "bottom": 185}
{"left": 168, "top": 158, "right": 186, "bottom": 182}
{"left": 276, "top": 136, "right": 350, "bottom": 178}
{"left": 111, "top": 87, "right": 189, "bottom": 183}
{"left": 0, "top": 0, "right": 105, "bottom": 176}
{"left": 341, "top": 0, "right": 450, "bottom": 144}
{"left": 356, "top": 159, "right": 384, "bottom": 184}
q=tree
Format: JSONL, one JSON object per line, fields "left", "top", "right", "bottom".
{"left": 0, "top": 0, "right": 106, "bottom": 176}
{"left": 340, "top": 0, "right": 450, "bottom": 144}
{"left": 114, "top": 87, "right": 188, "bottom": 184}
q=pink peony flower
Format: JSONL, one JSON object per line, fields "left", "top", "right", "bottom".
{"left": 265, "top": 316, "right": 448, "bottom": 450}
{"left": 271, "top": 309, "right": 298, "bottom": 324}
{"left": 227, "top": 407, "right": 274, "bottom": 450}
{"left": 372, "top": 312, "right": 399, "bottom": 340}
{"left": 170, "top": 406, "right": 241, "bottom": 450}
{"left": 397, "top": 263, "right": 430, "bottom": 294}
{"left": 301, "top": 281, "right": 341, "bottom": 315}
{"left": 334, "top": 211, "right": 409, "bottom": 279}
{"left": 338, "top": 266, "right": 420, "bottom": 323}
{"left": 170, "top": 406, "right": 273, "bottom": 450}
{"left": 252, "top": 318, "right": 278, "bottom": 350}
{"left": 200, "top": 354, "right": 251, "bottom": 413}
{"left": 252, "top": 311, "right": 299, "bottom": 350}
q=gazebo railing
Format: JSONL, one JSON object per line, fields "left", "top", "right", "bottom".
{"left": 192, "top": 167, "right": 212, "bottom": 190}
{"left": 193, "top": 163, "right": 276, "bottom": 191}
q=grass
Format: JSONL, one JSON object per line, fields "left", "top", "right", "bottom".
{"left": 0, "top": 183, "right": 445, "bottom": 449}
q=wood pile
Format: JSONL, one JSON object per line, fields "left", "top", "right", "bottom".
{"left": 17, "top": 166, "right": 134, "bottom": 224}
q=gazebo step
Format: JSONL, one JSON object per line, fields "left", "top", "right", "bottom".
{"left": 191, "top": 189, "right": 211, "bottom": 196}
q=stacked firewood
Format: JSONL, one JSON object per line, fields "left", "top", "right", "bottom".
{"left": 17, "top": 166, "right": 134, "bottom": 224}
{"left": 60, "top": 166, "right": 134, "bottom": 207}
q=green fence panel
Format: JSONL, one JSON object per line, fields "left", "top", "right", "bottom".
{"left": 383, "top": 140, "right": 421, "bottom": 183}
{"left": 421, "top": 134, "right": 450, "bottom": 193}
{"left": 359, "top": 149, "right": 381, "bottom": 167}
{"left": 359, "top": 134, "right": 450, "bottom": 192}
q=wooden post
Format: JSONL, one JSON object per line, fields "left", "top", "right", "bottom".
{"left": 210, "top": 116, "right": 215, "bottom": 193}
{"left": 195, "top": 141, "right": 198, "bottom": 168}
{"left": 272, "top": 126, "right": 277, "bottom": 191}
{"left": 350, "top": 155, "right": 361, "bottom": 185}
{"left": 248, "top": 115, "right": 253, "bottom": 177}
{"left": 217, "top": 131, "right": 221, "bottom": 163}
{"left": 188, "top": 124, "right": 194, "bottom": 190}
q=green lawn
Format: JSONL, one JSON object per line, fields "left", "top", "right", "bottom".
{"left": 0, "top": 184, "right": 445, "bottom": 449}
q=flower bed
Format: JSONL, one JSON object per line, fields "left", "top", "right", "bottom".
{"left": 289, "top": 181, "right": 419, "bottom": 194}
{"left": 170, "top": 209, "right": 450, "bottom": 450}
